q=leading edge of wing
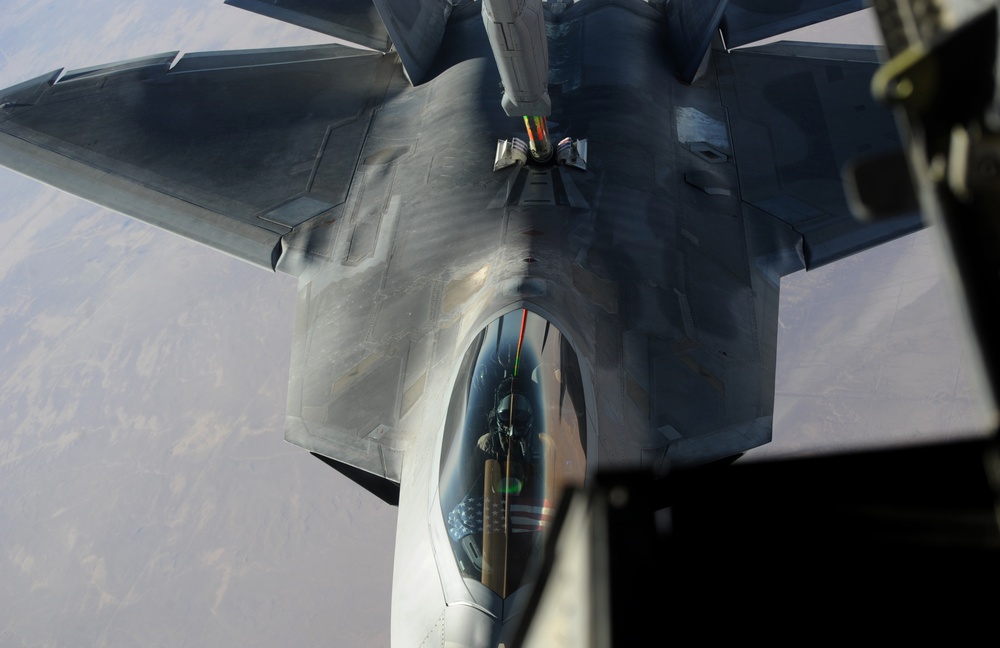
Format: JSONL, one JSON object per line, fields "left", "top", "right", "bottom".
{"left": 0, "top": 45, "right": 398, "bottom": 272}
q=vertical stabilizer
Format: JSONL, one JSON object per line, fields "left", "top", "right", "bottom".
{"left": 666, "top": 0, "right": 730, "bottom": 83}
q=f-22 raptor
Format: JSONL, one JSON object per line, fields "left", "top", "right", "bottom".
{"left": 0, "top": 0, "right": 922, "bottom": 645}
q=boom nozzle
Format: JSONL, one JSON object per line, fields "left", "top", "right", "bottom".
{"left": 523, "top": 116, "right": 553, "bottom": 162}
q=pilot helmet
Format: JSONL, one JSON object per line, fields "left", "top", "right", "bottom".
{"left": 496, "top": 393, "right": 532, "bottom": 432}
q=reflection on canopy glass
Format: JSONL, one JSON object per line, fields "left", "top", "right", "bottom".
{"left": 439, "top": 309, "right": 587, "bottom": 599}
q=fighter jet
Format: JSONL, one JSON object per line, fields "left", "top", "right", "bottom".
{"left": 0, "top": 1, "right": 924, "bottom": 645}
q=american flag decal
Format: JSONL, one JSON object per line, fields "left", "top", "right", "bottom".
{"left": 507, "top": 500, "right": 554, "bottom": 532}
{"left": 448, "top": 496, "right": 554, "bottom": 540}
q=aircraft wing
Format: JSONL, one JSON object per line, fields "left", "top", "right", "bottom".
{"left": 0, "top": 45, "right": 395, "bottom": 271}
{"left": 0, "top": 44, "right": 419, "bottom": 493}
{"left": 716, "top": 40, "right": 923, "bottom": 271}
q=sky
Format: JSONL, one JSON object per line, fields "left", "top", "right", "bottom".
{"left": 0, "top": 3, "right": 993, "bottom": 647}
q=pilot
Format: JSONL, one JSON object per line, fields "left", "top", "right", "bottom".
{"left": 478, "top": 391, "right": 534, "bottom": 459}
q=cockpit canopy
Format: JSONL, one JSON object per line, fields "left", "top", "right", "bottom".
{"left": 438, "top": 309, "right": 587, "bottom": 600}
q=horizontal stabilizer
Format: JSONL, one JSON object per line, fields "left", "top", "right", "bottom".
{"left": 224, "top": 0, "right": 391, "bottom": 51}
{"left": 722, "top": 0, "right": 866, "bottom": 49}
{"left": 0, "top": 45, "right": 398, "bottom": 271}
{"left": 716, "top": 41, "right": 922, "bottom": 271}
{"left": 225, "top": 0, "right": 453, "bottom": 84}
